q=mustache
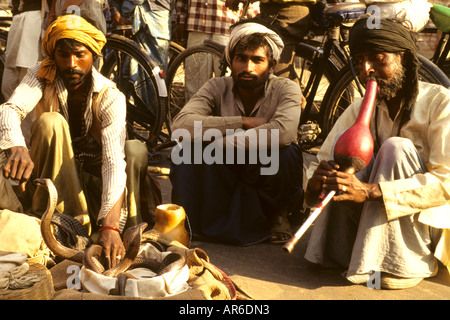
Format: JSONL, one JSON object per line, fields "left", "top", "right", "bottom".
{"left": 61, "top": 69, "right": 84, "bottom": 76}
{"left": 237, "top": 71, "right": 257, "bottom": 79}
{"left": 374, "top": 68, "right": 405, "bottom": 100}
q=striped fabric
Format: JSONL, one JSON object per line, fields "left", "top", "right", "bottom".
{"left": 0, "top": 64, "right": 128, "bottom": 227}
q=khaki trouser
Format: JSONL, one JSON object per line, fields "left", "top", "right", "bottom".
{"left": 0, "top": 112, "right": 150, "bottom": 235}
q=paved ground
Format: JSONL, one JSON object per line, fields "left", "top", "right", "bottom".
{"left": 151, "top": 20, "right": 450, "bottom": 302}
{"left": 150, "top": 149, "right": 450, "bottom": 300}
{"left": 151, "top": 22, "right": 450, "bottom": 301}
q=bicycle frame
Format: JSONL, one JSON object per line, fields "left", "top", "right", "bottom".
{"left": 432, "top": 31, "right": 450, "bottom": 74}
{"left": 0, "top": 16, "right": 11, "bottom": 29}
{"left": 296, "top": 24, "right": 363, "bottom": 125}
{"left": 108, "top": 24, "right": 178, "bottom": 152}
{"left": 107, "top": 23, "right": 171, "bottom": 90}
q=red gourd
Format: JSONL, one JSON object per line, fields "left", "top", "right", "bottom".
{"left": 283, "top": 79, "right": 378, "bottom": 254}
{"left": 333, "top": 79, "right": 378, "bottom": 171}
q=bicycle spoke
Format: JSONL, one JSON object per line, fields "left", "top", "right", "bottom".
{"left": 100, "top": 34, "right": 166, "bottom": 149}
{"left": 166, "top": 44, "right": 225, "bottom": 125}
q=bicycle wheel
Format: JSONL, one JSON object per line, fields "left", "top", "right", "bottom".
{"left": 294, "top": 42, "right": 342, "bottom": 124}
{"left": 320, "top": 55, "right": 450, "bottom": 135}
{"left": 292, "top": 41, "right": 344, "bottom": 149}
{"left": 168, "top": 41, "right": 184, "bottom": 70}
{"left": 100, "top": 33, "right": 167, "bottom": 150}
{"left": 166, "top": 44, "right": 225, "bottom": 123}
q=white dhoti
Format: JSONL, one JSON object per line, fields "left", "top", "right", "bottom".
{"left": 305, "top": 137, "right": 442, "bottom": 283}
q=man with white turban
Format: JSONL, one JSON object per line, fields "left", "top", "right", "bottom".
{"left": 0, "top": 15, "right": 155, "bottom": 268}
{"left": 224, "top": 21, "right": 285, "bottom": 66}
{"left": 170, "top": 20, "right": 304, "bottom": 246}
{"left": 226, "top": 0, "right": 314, "bottom": 80}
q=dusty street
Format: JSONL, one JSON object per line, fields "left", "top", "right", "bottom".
{"left": 151, "top": 150, "right": 450, "bottom": 300}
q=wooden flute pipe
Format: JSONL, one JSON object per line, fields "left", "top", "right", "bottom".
{"left": 282, "top": 167, "right": 354, "bottom": 253}
{"left": 283, "top": 79, "right": 378, "bottom": 253}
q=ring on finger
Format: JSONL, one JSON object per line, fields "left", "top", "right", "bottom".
{"left": 116, "top": 255, "right": 122, "bottom": 260}
{"left": 342, "top": 186, "right": 347, "bottom": 192}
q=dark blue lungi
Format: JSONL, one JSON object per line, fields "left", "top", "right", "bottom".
{"left": 170, "top": 143, "right": 304, "bottom": 245}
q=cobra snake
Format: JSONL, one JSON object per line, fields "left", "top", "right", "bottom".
{"left": 37, "top": 179, "right": 186, "bottom": 288}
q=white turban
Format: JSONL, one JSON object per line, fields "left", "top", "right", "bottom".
{"left": 224, "top": 22, "right": 285, "bottom": 65}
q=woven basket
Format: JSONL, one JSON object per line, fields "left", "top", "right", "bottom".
{"left": 0, "top": 263, "right": 54, "bottom": 300}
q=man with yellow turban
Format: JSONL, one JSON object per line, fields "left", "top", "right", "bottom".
{"left": 0, "top": 15, "right": 154, "bottom": 268}
{"left": 170, "top": 19, "right": 304, "bottom": 246}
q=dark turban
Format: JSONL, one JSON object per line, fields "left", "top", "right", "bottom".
{"left": 349, "top": 18, "right": 420, "bottom": 126}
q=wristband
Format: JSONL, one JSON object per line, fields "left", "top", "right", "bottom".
{"left": 99, "top": 226, "right": 120, "bottom": 233}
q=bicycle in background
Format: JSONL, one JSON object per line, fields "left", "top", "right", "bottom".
{"left": 103, "top": 22, "right": 187, "bottom": 157}
{"left": 429, "top": 3, "right": 450, "bottom": 77}
{"left": 166, "top": 1, "right": 450, "bottom": 153}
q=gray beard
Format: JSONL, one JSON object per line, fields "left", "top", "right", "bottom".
{"left": 376, "top": 66, "right": 406, "bottom": 101}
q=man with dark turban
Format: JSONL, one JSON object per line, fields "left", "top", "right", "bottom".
{"left": 169, "top": 20, "right": 304, "bottom": 246}
{"left": 304, "top": 18, "right": 450, "bottom": 289}
{"left": 0, "top": 15, "right": 154, "bottom": 268}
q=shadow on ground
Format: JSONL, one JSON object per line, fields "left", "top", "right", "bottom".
{"left": 151, "top": 149, "right": 450, "bottom": 300}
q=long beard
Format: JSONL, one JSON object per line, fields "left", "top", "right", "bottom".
{"left": 376, "top": 66, "right": 406, "bottom": 101}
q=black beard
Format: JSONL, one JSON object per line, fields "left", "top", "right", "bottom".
{"left": 59, "top": 69, "right": 88, "bottom": 88}
{"left": 233, "top": 71, "right": 267, "bottom": 89}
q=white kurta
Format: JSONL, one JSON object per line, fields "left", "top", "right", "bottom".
{"left": 305, "top": 81, "right": 450, "bottom": 279}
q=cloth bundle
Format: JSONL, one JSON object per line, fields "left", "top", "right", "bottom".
{"left": 0, "top": 251, "right": 40, "bottom": 290}
{"left": 51, "top": 230, "right": 241, "bottom": 300}
{"left": 0, "top": 209, "right": 52, "bottom": 266}
{"left": 362, "top": 0, "right": 431, "bottom": 32}
{"left": 79, "top": 242, "right": 190, "bottom": 298}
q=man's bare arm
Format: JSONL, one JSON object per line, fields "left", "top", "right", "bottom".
{"left": 96, "top": 191, "right": 126, "bottom": 269}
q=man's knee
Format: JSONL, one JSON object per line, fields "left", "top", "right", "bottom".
{"left": 125, "top": 140, "right": 148, "bottom": 168}
{"left": 30, "top": 112, "right": 70, "bottom": 146}
{"left": 256, "top": 143, "right": 303, "bottom": 177}
{"left": 373, "top": 137, "right": 425, "bottom": 179}
{"left": 32, "top": 112, "right": 67, "bottom": 134}
{"left": 277, "top": 143, "right": 303, "bottom": 174}
{"left": 378, "top": 137, "right": 416, "bottom": 159}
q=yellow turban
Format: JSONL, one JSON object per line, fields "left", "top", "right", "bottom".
{"left": 38, "top": 14, "right": 106, "bottom": 83}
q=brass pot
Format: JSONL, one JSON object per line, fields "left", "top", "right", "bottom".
{"left": 153, "top": 204, "right": 190, "bottom": 247}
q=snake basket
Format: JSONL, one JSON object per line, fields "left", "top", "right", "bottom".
{"left": 0, "top": 263, "right": 54, "bottom": 300}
